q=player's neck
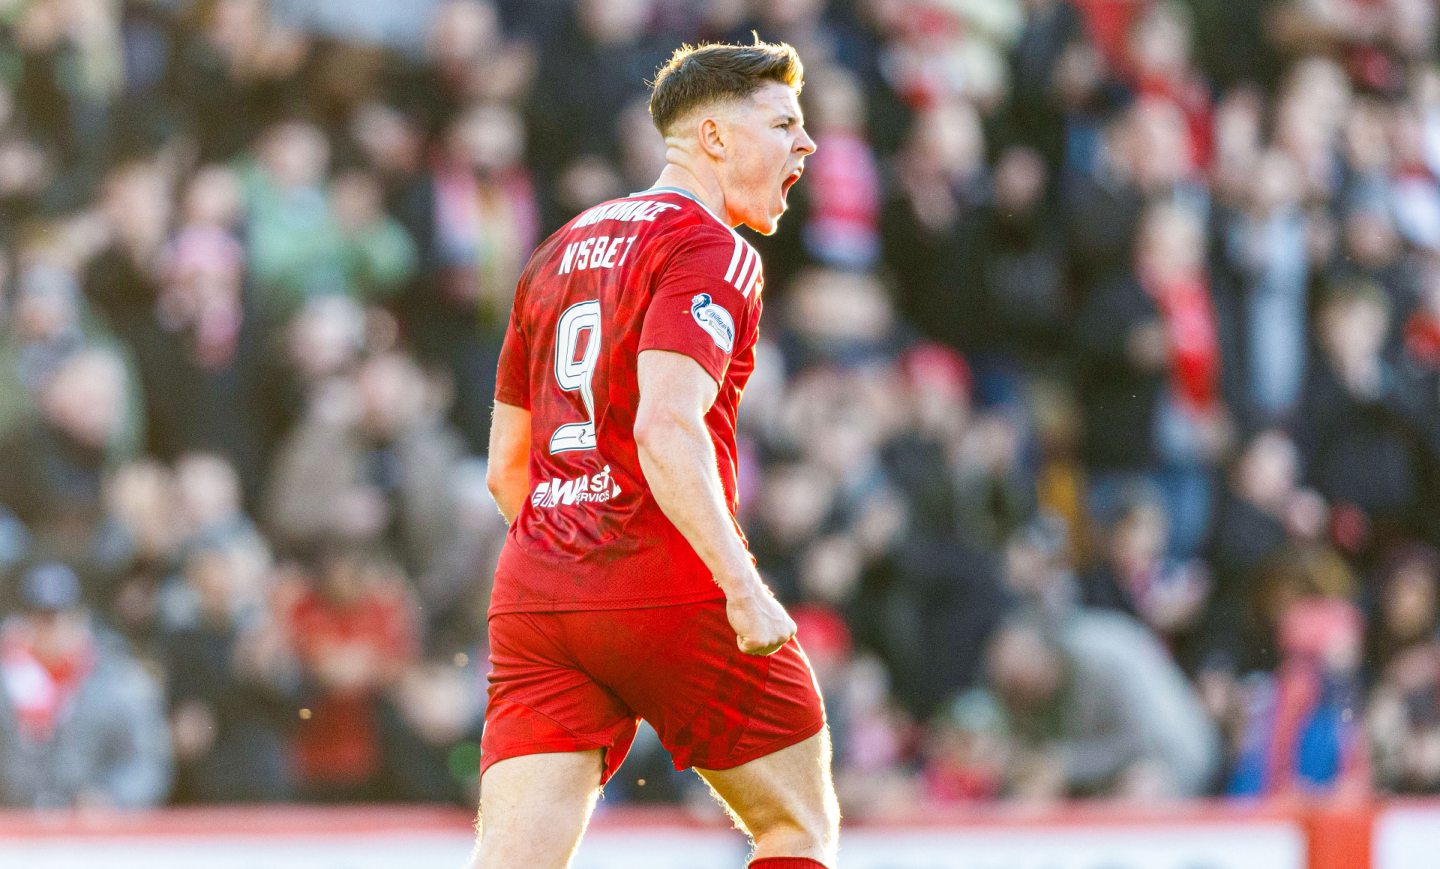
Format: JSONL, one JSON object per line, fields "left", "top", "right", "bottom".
{"left": 649, "top": 165, "right": 731, "bottom": 227}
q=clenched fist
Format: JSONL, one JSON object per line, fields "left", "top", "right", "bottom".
{"left": 726, "top": 588, "right": 797, "bottom": 656}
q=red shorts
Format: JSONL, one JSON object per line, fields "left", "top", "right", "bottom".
{"left": 480, "top": 600, "right": 826, "bottom": 785}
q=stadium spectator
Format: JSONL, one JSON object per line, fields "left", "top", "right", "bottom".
{"left": 1061, "top": 102, "right": 1147, "bottom": 305}
{"left": 1227, "top": 597, "right": 1371, "bottom": 797}
{"left": 0, "top": 562, "right": 171, "bottom": 808}
{"left": 129, "top": 192, "right": 268, "bottom": 488}
{"left": 0, "top": 261, "right": 113, "bottom": 440}
{"left": 973, "top": 145, "right": 1068, "bottom": 381}
{"left": 798, "top": 66, "right": 882, "bottom": 271}
{"left": 90, "top": 459, "right": 180, "bottom": 637}
{"left": 1212, "top": 148, "right": 1310, "bottom": 430}
{"left": 921, "top": 689, "right": 1011, "bottom": 805}
{"left": 173, "top": 452, "right": 265, "bottom": 551}
{"left": 1124, "top": 1, "right": 1212, "bottom": 170}
{"left": 1298, "top": 280, "right": 1435, "bottom": 554}
{"left": 176, "top": 0, "right": 311, "bottom": 163}
{"left": 0, "top": 0, "right": 1439, "bottom": 813}
{"left": 414, "top": 459, "right": 506, "bottom": 655}
{"left": 240, "top": 120, "right": 349, "bottom": 316}
{"left": 1368, "top": 545, "right": 1440, "bottom": 677}
{"left": 6, "top": 0, "right": 122, "bottom": 193}
{"left": 1007, "top": 0, "right": 1088, "bottom": 173}
{"left": 285, "top": 545, "right": 419, "bottom": 800}
{"left": 1096, "top": 201, "right": 1224, "bottom": 559}
{"left": 867, "top": 344, "right": 1011, "bottom": 716}
{"left": 254, "top": 293, "right": 369, "bottom": 459}
{"left": 408, "top": 0, "right": 505, "bottom": 131}
{"left": 381, "top": 654, "right": 486, "bottom": 802}
{"left": 1001, "top": 511, "right": 1082, "bottom": 625}
{"left": 882, "top": 99, "right": 990, "bottom": 355}
{"left": 1199, "top": 431, "right": 1315, "bottom": 674}
{"left": 329, "top": 167, "right": 418, "bottom": 303}
{"left": 160, "top": 539, "right": 299, "bottom": 803}
{"left": 394, "top": 102, "right": 538, "bottom": 451}
{"left": 0, "top": 348, "right": 132, "bottom": 567}
{"left": 84, "top": 162, "right": 170, "bottom": 342}
{"left": 985, "top": 612, "right": 1220, "bottom": 800}
{"left": 264, "top": 351, "right": 464, "bottom": 573}
{"left": 831, "top": 653, "right": 919, "bottom": 820}
{"left": 528, "top": 0, "right": 666, "bottom": 181}
{"left": 1368, "top": 547, "right": 1440, "bottom": 793}
{"left": 1081, "top": 486, "right": 1211, "bottom": 652}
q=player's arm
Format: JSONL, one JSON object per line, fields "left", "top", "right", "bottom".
{"left": 634, "top": 349, "right": 795, "bottom": 656}
{"left": 486, "top": 401, "right": 531, "bottom": 526}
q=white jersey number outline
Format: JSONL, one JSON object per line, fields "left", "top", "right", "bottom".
{"left": 549, "top": 300, "right": 601, "bottom": 453}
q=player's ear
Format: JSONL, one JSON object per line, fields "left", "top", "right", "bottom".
{"left": 698, "top": 116, "right": 726, "bottom": 161}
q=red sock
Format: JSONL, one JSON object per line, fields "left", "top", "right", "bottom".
{"left": 749, "top": 860, "right": 827, "bottom": 869}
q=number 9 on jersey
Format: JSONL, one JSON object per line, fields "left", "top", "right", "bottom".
{"left": 550, "top": 300, "right": 602, "bottom": 453}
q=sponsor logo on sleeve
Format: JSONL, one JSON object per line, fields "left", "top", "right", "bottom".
{"left": 690, "top": 293, "right": 735, "bottom": 353}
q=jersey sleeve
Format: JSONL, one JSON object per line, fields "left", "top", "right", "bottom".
{"left": 494, "top": 304, "right": 530, "bottom": 409}
{"left": 638, "top": 227, "right": 760, "bottom": 385}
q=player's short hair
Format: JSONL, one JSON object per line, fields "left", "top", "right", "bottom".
{"left": 648, "top": 37, "right": 804, "bottom": 136}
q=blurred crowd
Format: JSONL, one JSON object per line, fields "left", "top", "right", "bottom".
{"left": 2, "top": 0, "right": 1440, "bottom": 818}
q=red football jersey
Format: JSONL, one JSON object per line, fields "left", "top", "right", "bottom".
{"left": 491, "top": 188, "right": 765, "bottom": 614}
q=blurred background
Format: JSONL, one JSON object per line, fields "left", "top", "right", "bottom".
{"left": 1, "top": 0, "right": 1440, "bottom": 841}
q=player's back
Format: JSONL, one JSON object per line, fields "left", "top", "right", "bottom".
{"left": 491, "top": 188, "right": 765, "bottom": 614}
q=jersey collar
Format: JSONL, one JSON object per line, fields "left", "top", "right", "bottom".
{"left": 629, "top": 186, "right": 728, "bottom": 228}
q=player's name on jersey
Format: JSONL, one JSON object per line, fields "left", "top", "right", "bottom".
{"left": 558, "top": 234, "right": 638, "bottom": 275}
{"left": 573, "top": 198, "right": 680, "bottom": 227}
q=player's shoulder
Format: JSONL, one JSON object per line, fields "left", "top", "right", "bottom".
{"left": 630, "top": 192, "right": 762, "bottom": 292}
{"left": 674, "top": 224, "right": 762, "bottom": 297}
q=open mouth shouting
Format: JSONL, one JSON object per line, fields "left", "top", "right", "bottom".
{"left": 781, "top": 166, "right": 804, "bottom": 203}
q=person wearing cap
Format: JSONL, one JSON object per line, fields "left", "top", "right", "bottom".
{"left": 0, "top": 562, "right": 171, "bottom": 808}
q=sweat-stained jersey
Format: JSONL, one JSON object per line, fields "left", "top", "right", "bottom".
{"left": 490, "top": 187, "right": 764, "bottom": 614}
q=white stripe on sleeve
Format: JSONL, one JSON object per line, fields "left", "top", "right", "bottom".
{"left": 723, "top": 236, "right": 745, "bottom": 283}
{"left": 733, "top": 244, "right": 760, "bottom": 294}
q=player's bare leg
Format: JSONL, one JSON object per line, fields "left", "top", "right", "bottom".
{"left": 468, "top": 750, "right": 604, "bottom": 869}
{"left": 695, "top": 730, "right": 840, "bottom": 868}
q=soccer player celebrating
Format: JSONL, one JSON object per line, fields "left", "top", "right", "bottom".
{"left": 475, "top": 39, "right": 835, "bottom": 869}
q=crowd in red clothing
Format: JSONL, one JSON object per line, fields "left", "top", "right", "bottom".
{"left": 1, "top": 0, "right": 1439, "bottom": 817}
